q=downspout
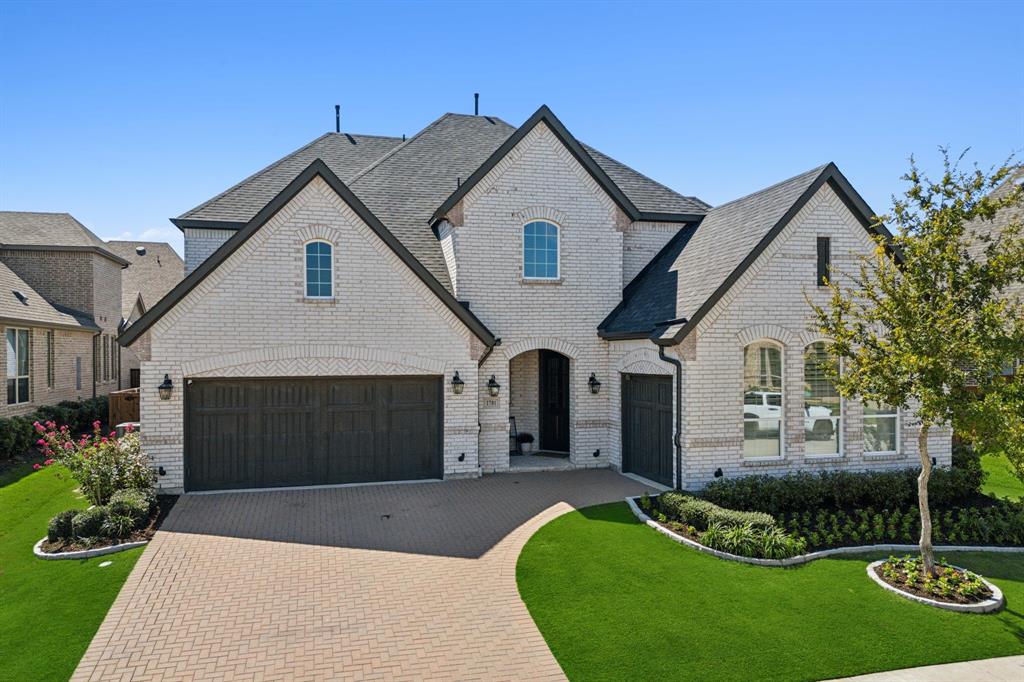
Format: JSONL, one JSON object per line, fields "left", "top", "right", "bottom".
{"left": 658, "top": 344, "right": 683, "bottom": 490}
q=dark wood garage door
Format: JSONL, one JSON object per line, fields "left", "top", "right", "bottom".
{"left": 621, "top": 374, "right": 673, "bottom": 487}
{"left": 185, "top": 376, "right": 442, "bottom": 492}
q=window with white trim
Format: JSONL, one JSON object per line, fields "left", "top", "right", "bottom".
{"left": 305, "top": 241, "right": 333, "bottom": 298}
{"left": 523, "top": 220, "right": 559, "bottom": 279}
{"left": 743, "top": 340, "right": 783, "bottom": 457}
{"left": 864, "top": 401, "right": 900, "bottom": 455}
{"left": 804, "top": 342, "right": 841, "bottom": 456}
{"left": 6, "top": 328, "right": 29, "bottom": 405}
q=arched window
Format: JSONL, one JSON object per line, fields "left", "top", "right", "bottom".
{"left": 523, "top": 220, "right": 559, "bottom": 279}
{"left": 743, "top": 340, "right": 783, "bottom": 457}
{"left": 804, "top": 342, "right": 842, "bottom": 456}
{"left": 305, "top": 240, "right": 333, "bottom": 298}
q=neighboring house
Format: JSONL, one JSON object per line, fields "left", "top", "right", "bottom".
{"left": 119, "top": 105, "right": 952, "bottom": 494}
{"left": 966, "top": 167, "right": 1024, "bottom": 376}
{"left": 0, "top": 212, "right": 128, "bottom": 416}
{"left": 105, "top": 241, "right": 184, "bottom": 388}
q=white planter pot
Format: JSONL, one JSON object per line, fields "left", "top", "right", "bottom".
{"left": 521, "top": 442, "right": 534, "bottom": 454}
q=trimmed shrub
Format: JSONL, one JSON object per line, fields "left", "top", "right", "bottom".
{"left": 701, "top": 465, "right": 983, "bottom": 516}
{"left": 47, "top": 510, "right": 78, "bottom": 543}
{"left": 108, "top": 489, "right": 151, "bottom": 527}
{"left": 0, "top": 415, "right": 35, "bottom": 460}
{"left": 0, "top": 396, "right": 111, "bottom": 460}
{"left": 72, "top": 507, "right": 109, "bottom": 539}
{"left": 659, "top": 492, "right": 776, "bottom": 530}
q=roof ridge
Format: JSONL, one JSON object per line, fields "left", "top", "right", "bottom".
{"left": 178, "top": 132, "right": 337, "bottom": 220}
{"left": 581, "top": 144, "right": 712, "bottom": 211}
{"left": 709, "top": 163, "right": 830, "bottom": 211}
{"left": 346, "top": 113, "right": 463, "bottom": 185}
{"left": 327, "top": 131, "right": 403, "bottom": 141}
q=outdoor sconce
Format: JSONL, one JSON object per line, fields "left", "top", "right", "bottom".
{"left": 487, "top": 375, "right": 500, "bottom": 397}
{"left": 588, "top": 373, "right": 602, "bottom": 395}
{"left": 157, "top": 374, "right": 174, "bottom": 401}
{"left": 451, "top": 371, "right": 465, "bottom": 395}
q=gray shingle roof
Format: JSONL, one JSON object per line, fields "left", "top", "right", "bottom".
{"left": 105, "top": 241, "right": 185, "bottom": 318}
{"left": 175, "top": 110, "right": 709, "bottom": 292}
{"left": 0, "top": 211, "right": 126, "bottom": 264}
{"left": 601, "top": 164, "right": 830, "bottom": 337}
{"left": 175, "top": 133, "right": 405, "bottom": 224}
{"left": 0, "top": 261, "right": 97, "bottom": 330}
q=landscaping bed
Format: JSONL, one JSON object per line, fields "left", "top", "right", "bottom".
{"left": 38, "top": 493, "right": 177, "bottom": 555}
{"left": 872, "top": 555, "right": 992, "bottom": 605}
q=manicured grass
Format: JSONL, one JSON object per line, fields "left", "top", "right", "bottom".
{"left": 517, "top": 502, "right": 1024, "bottom": 682}
{"left": 0, "top": 465, "right": 144, "bottom": 681}
{"left": 982, "top": 452, "right": 1023, "bottom": 501}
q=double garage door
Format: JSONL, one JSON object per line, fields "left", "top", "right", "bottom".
{"left": 185, "top": 377, "right": 442, "bottom": 492}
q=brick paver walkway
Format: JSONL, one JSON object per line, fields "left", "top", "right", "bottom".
{"left": 73, "top": 469, "right": 652, "bottom": 681}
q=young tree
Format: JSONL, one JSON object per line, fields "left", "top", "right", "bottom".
{"left": 811, "top": 152, "right": 1024, "bottom": 575}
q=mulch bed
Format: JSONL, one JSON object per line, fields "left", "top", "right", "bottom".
{"left": 39, "top": 495, "right": 179, "bottom": 554}
{"left": 872, "top": 563, "right": 993, "bottom": 605}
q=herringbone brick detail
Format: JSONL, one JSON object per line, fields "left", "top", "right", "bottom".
{"left": 73, "top": 470, "right": 652, "bottom": 681}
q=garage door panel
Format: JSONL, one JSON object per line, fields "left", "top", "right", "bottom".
{"left": 622, "top": 374, "right": 673, "bottom": 487}
{"left": 186, "top": 376, "right": 441, "bottom": 491}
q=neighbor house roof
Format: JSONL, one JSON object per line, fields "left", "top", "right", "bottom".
{"left": 966, "top": 167, "right": 1024, "bottom": 260}
{"left": 0, "top": 211, "right": 129, "bottom": 265}
{"left": 600, "top": 163, "right": 889, "bottom": 344}
{"left": 105, "top": 241, "right": 185, "bottom": 318}
{"left": 173, "top": 107, "right": 709, "bottom": 292}
{"left": 120, "top": 160, "right": 497, "bottom": 348}
{"left": 0, "top": 261, "right": 98, "bottom": 331}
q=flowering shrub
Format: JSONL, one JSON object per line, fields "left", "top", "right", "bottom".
{"left": 35, "top": 421, "right": 154, "bottom": 506}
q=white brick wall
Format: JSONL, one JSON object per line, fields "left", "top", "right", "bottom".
{"left": 183, "top": 228, "right": 234, "bottom": 275}
{"left": 678, "top": 184, "right": 952, "bottom": 489}
{"left": 142, "top": 177, "right": 479, "bottom": 492}
{"left": 453, "top": 123, "right": 624, "bottom": 472}
{"left": 621, "top": 221, "right": 679, "bottom": 288}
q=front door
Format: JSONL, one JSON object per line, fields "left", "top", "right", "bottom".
{"left": 538, "top": 350, "right": 570, "bottom": 452}
{"left": 621, "top": 374, "right": 673, "bottom": 486}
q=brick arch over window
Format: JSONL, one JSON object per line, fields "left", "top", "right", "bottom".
{"left": 616, "top": 348, "right": 673, "bottom": 376}
{"left": 183, "top": 345, "right": 448, "bottom": 378}
{"left": 799, "top": 330, "right": 832, "bottom": 348}
{"left": 735, "top": 324, "right": 797, "bottom": 348}
{"left": 501, "top": 337, "right": 581, "bottom": 362}
{"left": 511, "top": 206, "right": 569, "bottom": 227}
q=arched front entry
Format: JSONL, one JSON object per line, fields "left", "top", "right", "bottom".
{"left": 507, "top": 348, "right": 572, "bottom": 459}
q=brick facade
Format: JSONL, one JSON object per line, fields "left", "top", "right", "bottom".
{"left": 0, "top": 324, "right": 96, "bottom": 418}
{"left": 183, "top": 228, "right": 233, "bottom": 275}
{"left": 143, "top": 178, "right": 480, "bottom": 492}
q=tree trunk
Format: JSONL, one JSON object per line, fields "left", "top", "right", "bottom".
{"left": 917, "top": 424, "right": 936, "bottom": 576}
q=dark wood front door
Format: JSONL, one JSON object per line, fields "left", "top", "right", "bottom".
{"left": 622, "top": 374, "right": 673, "bottom": 486}
{"left": 539, "top": 350, "right": 570, "bottom": 452}
{"left": 185, "top": 376, "right": 442, "bottom": 492}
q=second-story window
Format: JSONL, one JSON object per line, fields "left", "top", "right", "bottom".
{"left": 305, "top": 241, "right": 334, "bottom": 298}
{"left": 523, "top": 221, "right": 559, "bottom": 280}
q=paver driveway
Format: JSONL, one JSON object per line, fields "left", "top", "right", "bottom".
{"left": 73, "top": 469, "right": 652, "bottom": 681}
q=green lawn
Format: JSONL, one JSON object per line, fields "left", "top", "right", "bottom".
{"left": 0, "top": 464, "right": 144, "bottom": 682}
{"left": 518, "top": 502, "right": 1024, "bottom": 682}
{"left": 982, "top": 452, "right": 1024, "bottom": 501}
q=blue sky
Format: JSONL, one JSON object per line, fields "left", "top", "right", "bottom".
{"left": 1, "top": 0, "right": 1021, "bottom": 256}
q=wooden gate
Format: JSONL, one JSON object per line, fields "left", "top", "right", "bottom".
{"left": 109, "top": 388, "right": 141, "bottom": 426}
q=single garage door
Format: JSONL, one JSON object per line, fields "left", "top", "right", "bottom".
{"left": 185, "top": 376, "right": 442, "bottom": 492}
{"left": 621, "top": 374, "right": 673, "bottom": 487}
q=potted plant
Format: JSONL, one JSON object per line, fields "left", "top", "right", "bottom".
{"left": 517, "top": 432, "right": 535, "bottom": 455}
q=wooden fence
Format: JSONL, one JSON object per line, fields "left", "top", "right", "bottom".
{"left": 108, "top": 388, "right": 140, "bottom": 426}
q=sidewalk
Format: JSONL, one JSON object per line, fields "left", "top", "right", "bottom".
{"left": 838, "top": 655, "right": 1024, "bottom": 681}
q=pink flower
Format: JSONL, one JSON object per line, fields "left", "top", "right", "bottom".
{"left": 125, "top": 424, "right": 134, "bottom": 433}
{"left": 37, "top": 439, "right": 46, "bottom": 446}
{"left": 92, "top": 420, "right": 101, "bottom": 428}
{"left": 33, "top": 422, "right": 44, "bottom": 433}
{"left": 64, "top": 442, "right": 73, "bottom": 450}
{"left": 33, "top": 463, "right": 41, "bottom": 470}
{"left": 44, "top": 458, "right": 54, "bottom": 466}
{"left": 45, "top": 420, "right": 56, "bottom": 429}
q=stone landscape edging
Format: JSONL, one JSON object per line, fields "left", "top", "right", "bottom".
{"left": 33, "top": 536, "right": 149, "bottom": 561}
{"left": 865, "top": 559, "right": 1005, "bottom": 613}
{"left": 625, "top": 495, "right": 1024, "bottom": 567}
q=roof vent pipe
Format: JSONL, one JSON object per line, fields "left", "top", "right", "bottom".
{"left": 474, "top": 93, "right": 479, "bottom": 115}
{"left": 335, "top": 105, "right": 340, "bottom": 133}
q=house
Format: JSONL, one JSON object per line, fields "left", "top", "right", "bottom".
{"left": 105, "top": 241, "right": 184, "bottom": 388}
{"left": 0, "top": 212, "right": 128, "bottom": 416}
{"left": 118, "top": 105, "right": 952, "bottom": 493}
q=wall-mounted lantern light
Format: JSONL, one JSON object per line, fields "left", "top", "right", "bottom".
{"left": 487, "top": 374, "right": 500, "bottom": 397}
{"left": 588, "top": 373, "right": 602, "bottom": 395}
{"left": 158, "top": 374, "right": 174, "bottom": 401}
{"left": 713, "top": 467, "right": 724, "bottom": 478}
{"left": 451, "top": 371, "right": 465, "bottom": 395}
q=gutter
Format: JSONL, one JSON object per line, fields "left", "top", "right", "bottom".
{"left": 657, "top": 344, "right": 683, "bottom": 490}
{"left": 477, "top": 338, "right": 501, "bottom": 367}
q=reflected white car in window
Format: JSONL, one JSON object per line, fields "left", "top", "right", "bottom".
{"left": 743, "top": 391, "right": 837, "bottom": 439}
